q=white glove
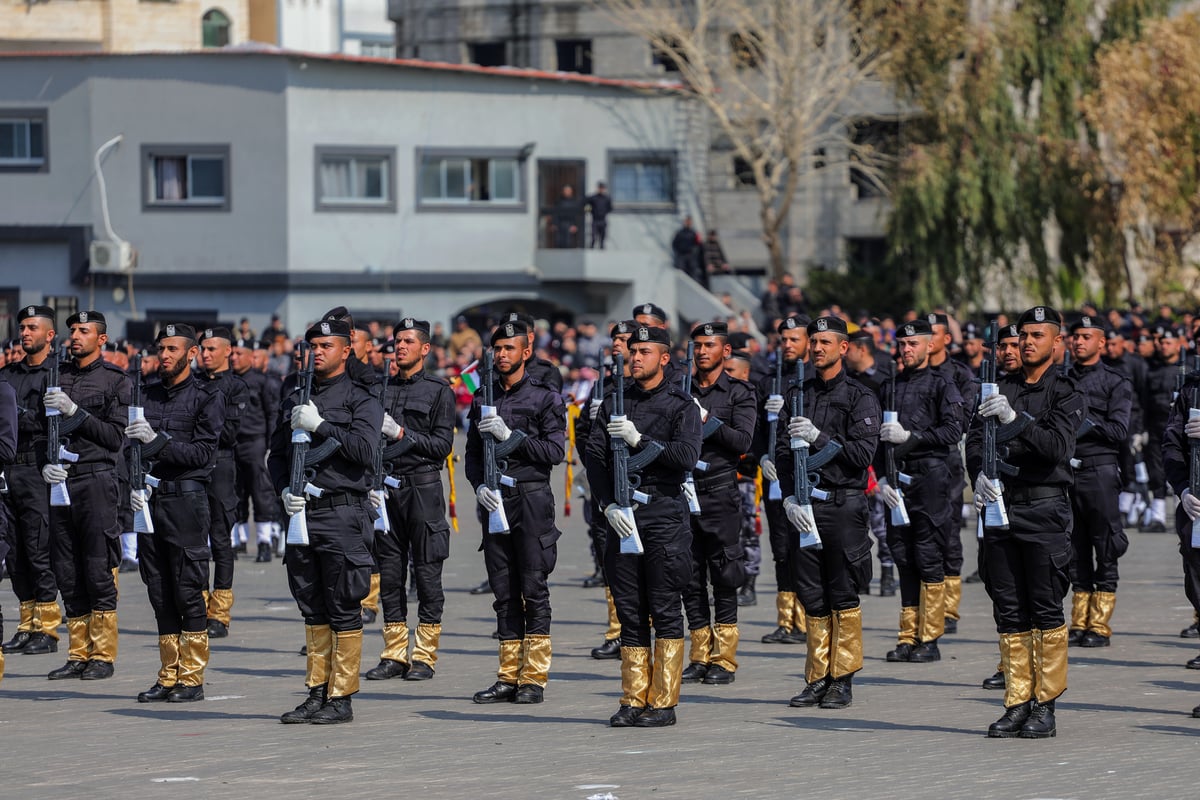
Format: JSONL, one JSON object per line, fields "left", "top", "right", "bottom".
{"left": 42, "top": 463, "right": 69, "bottom": 484}
{"left": 764, "top": 394, "right": 784, "bottom": 416}
{"left": 604, "top": 503, "right": 636, "bottom": 538}
{"left": 369, "top": 489, "right": 385, "bottom": 512}
{"left": 879, "top": 421, "right": 911, "bottom": 444}
{"left": 589, "top": 398, "right": 602, "bottom": 421}
{"left": 291, "top": 401, "right": 325, "bottom": 433}
{"left": 759, "top": 455, "right": 778, "bottom": 483}
{"left": 281, "top": 488, "right": 307, "bottom": 516}
{"left": 974, "top": 471, "right": 1003, "bottom": 504}
{"left": 788, "top": 416, "right": 820, "bottom": 444}
{"left": 1185, "top": 419, "right": 1200, "bottom": 440}
{"left": 1181, "top": 489, "right": 1200, "bottom": 521}
{"left": 131, "top": 487, "right": 151, "bottom": 512}
{"left": 607, "top": 417, "right": 643, "bottom": 447}
{"left": 43, "top": 389, "right": 78, "bottom": 417}
{"left": 693, "top": 397, "right": 709, "bottom": 423}
{"left": 476, "top": 485, "right": 502, "bottom": 512}
{"left": 978, "top": 394, "right": 1017, "bottom": 425}
{"left": 682, "top": 478, "right": 699, "bottom": 510}
{"left": 876, "top": 478, "right": 902, "bottom": 510}
{"left": 382, "top": 413, "right": 401, "bottom": 439}
{"left": 124, "top": 418, "right": 157, "bottom": 443}
{"left": 477, "top": 414, "right": 512, "bottom": 442}
{"left": 783, "top": 495, "right": 815, "bottom": 532}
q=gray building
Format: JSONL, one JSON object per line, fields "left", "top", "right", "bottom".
{"left": 0, "top": 49, "right": 736, "bottom": 340}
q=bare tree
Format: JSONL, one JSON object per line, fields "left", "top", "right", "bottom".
{"left": 599, "top": 0, "right": 889, "bottom": 281}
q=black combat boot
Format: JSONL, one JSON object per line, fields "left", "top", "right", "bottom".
{"left": 255, "top": 543, "right": 272, "bottom": 563}
{"left": 167, "top": 684, "right": 205, "bottom": 703}
{"left": 908, "top": 640, "right": 941, "bottom": 663}
{"left": 609, "top": 705, "right": 644, "bottom": 727}
{"left": 405, "top": 661, "right": 435, "bottom": 681}
{"left": 680, "top": 661, "right": 709, "bottom": 683}
{"left": 473, "top": 681, "right": 518, "bottom": 704}
{"left": 762, "top": 626, "right": 793, "bottom": 644}
{"left": 737, "top": 576, "right": 757, "bottom": 607}
{"left": 513, "top": 684, "right": 544, "bottom": 704}
{"left": 80, "top": 659, "right": 115, "bottom": 680}
{"left": 207, "top": 619, "right": 229, "bottom": 639}
{"left": 364, "top": 659, "right": 408, "bottom": 680}
{"left": 280, "top": 685, "right": 327, "bottom": 723}
{"left": 582, "top": 568, "right": 605, "bottom": 589}
{"left": 309, "top": 696, "right": 353, "bottom": 724}
{"left": 789, "top": 676, "right": 831, "bottom": 707}
{"left": 981, "top": 671, "right": 1006, "bottom": 690}
{"left": 632, "top": 707, "right": 676, "bottom": 727}
{"left": 878, "top": 565, "right": 896, "bottom": 597}
{"left": 47, "top": 660, "right": 87, "bottom": 680}
{"left": 987, "top": 701, "right": 1031, "bottom": 738}
{"left": 591, "top": 638, "right": 621, "bottom": 660}
{"left": 819, "top": 676, "right": 853, "bottom": 709}
{"left": 886, "top": 643, "right": 913, "bottom": 662}
{"left": 21, "top": 632, "right": 58, "bottom": 655}
{"left": 1079, "top": 630, "right": 1110, "bottom": 648}
{"left": 137, "top": 682, "right": 174, "bottom": 703}
{"left": 1181, "top": 621, "right": 1200, "bottom": 639}
{"left": 943, "top": 618, "right": 958, "bottom": 635}
{"left": 1068, "top": 628, "right": 1085, "bottom": 646}
{"left": 702, "top": 664, "right": 735, "bottom": 685}
{"left": 1019, "top": 700, "right": 1056, "bottom": 738}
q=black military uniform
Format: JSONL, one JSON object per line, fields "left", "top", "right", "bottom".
{"left": 1102, "top": 330, "right": 1149, "bottom": 528}
{"left": 502, "top": 311, "right": 564, "bottom": 394}
{"left": 775, "top": 316, "right": 880, "bottom": 710}
{"left": 0, "top": 305, "right": 62, "bottom": 656}
{"left": 877, "top": 319, "right": 963, "bottom": 665}
{"left": 1144, "top": 327, "right": 1184, "bottom": 531}
{"left": 269, "top": 319, "right": 381, "bottom": 724}
{"left": 43, "top": 311, "right": 130, "bottom": 681}
{"left": 680, "top": 322, "right": 757, "bottom": 686}
{"left": 364, "top": 318, "right": 456, "bottom": 683}
{"left": 465, "top": 320, "right": 566, "bottom": 705}
{"left": 197, "top": 327, "right": 248, "bottom": 638}
{"left": 1163, "top": 365, "right": 1200, "bottom": 685}
{"left": 128, "top": 323, "right": 225, "bottom": 703}
{"left": 0, "top": 380, "right": 17, "bottom": 682}
{"left": 965, "top": 306, "right": 1084, "bottom": 739}
{"left": 1066, "top": 316, "right": 1132, "bottom": 648}
{"left": 232, "top": 338, "right": 281, "bottom": 562}
{"left": 586, "top": 324, "right": 701, "bottom": 727}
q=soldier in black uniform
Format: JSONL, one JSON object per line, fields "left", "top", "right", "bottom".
{"left": 231, "top": 337, "right": 281, "bottom": 562}
{"left": 465, "top": 321, "right": 566, "bottom": 705}
{"left": 966, "top": 306, "right": 1084, "bottom": 739}
{"left": 269, "top": 318, "right": 381, "bottom": 724}
{"left": 364, "top": 318, "right": 456, "bottom": 682}
{"left": 876, "top": 319, "right": 963, "bottom": 665}
{"left": 1103, "top": 328, "right": 1149, "bottom": 530}
{"left": 0, "top": 380, "right": 15, "bottom": 682}
{"left": 502, "top": 311, "right": 564, "bottom": 393}
{"left": 40, "top": 311, "right": 130, "bottom": 681}
{"left": 0, "top": 305, "right": 62, "bottom": 657}
{"left": 1163, "top": 360, "right": 1200, "bottom": 685}
{"left": 1143, "top": 326, "right": 1185, "bottom": 531}
{"left": 197, "top": 327, "right": 248, "bottom": 638}
{"left": 724, "top": 349, "right": 763, "bottom": 607}
{"left": 755, "top": 315, "right": 811, "bottom": 644}
{"left": 1065, "top": 316, "right": 1132, "bottom": 648}
{"left": 585, "top": 324, "right": 701, "bottom": 727}
{"left": 126, "top": 324, "right": 225, "bottom": 703}
{"left": 680, "top": 322, "right": 757, "bottom": 686}
{"left": 776, "top": 316, "right": 880, "bottom": 709}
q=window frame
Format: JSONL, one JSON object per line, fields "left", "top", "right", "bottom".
{"left": 606, "top": 149, "right": 677, "bottom": 213}
{"left": 0, "top": 108, "right": 49, "bottom": 174}
{"left": 141, "top": 144, "right": 231, "bottom": 212}
{"left": 414, "top": 148, "right": 527, "bottom": 213}
{"left": 313, "top": 146, "right": 397, "bottom": 213}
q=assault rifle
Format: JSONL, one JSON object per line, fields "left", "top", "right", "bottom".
{"left": 45, "top": 344, "right": 78, "bottom": 507}
{"left": 979, "top": 321, "right": 1010, "bottom": 535}
{"left": 372, "top": 356, "right": 400, "bottom": 534}
{"left": 129, "top": 353, "right": 154, "bottom": 533}
{"left": 608, "top": 352, "right": 665, "bottom": 555}
{"left": 286, "top": 342, "right": 342, "bottom": 545}
{"left": 680, "top": 341, "right": 706, "bottom": 514}
{"left": 765, "top": 355, "right": 783, "bottom": 501}
{"left": 479, "top": 348, "right": 526, "bottom": 534}
{"left": 789, "top": 360, "right": 842, "bottom": 550}
{"left": 883, "top": 370, "right": 911, "bottom": 526}
{"left": 1189, "top": 356, "right": 1200, "bottom": 546}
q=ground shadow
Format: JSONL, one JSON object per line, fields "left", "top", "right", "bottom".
{"left": 416, "top": 708, "right": 600, "bottom": 726}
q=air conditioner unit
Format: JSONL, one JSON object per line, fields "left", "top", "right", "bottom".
{"left": 89, "top": 240, "right": 136, "bottom": 272}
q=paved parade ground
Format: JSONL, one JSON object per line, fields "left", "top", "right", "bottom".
{"left": 2, "top": 449, "right": 1199, "bottom": 800}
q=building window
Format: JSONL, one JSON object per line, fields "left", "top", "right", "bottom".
{"left": 556, "top": 39, "right": 592, "bottom": 74}
{"left": 732, "top": 156, "right": 756, "bottom": 187}
{"left": 142, "top": 145, "right": 230, "bottom": 211}
{"left": 468, "top": 42, "right": 506, "bottom": 67}
{"left": 651, "top": 37, "right": 685, "bottom": 72}
{"left": 202, "top": 9, "right": 231, "bottom": 48}
{"left": 359, "top": 40, "right": 395, "bottom": 59}
{"left": 609, "top": 151, "right": 675, "bottom": 208}
{"left": 0, "top": 110, "right": 48, "bottom": 172}
{"left": 417, "top": 152, "right": 523, "bottom": 209}
{"left": 315, "top": 147, "right": 396, "bottom": 212}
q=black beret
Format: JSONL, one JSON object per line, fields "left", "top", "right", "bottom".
{"left": 807, "top": 316, "right": 848, "bottom": 336}
{"left": 102, "top": 341, "right": 121, "bottom": 353}
{"left": 896, "top": 319, "right": 933, "bottom": 338}
{"left": 610, "top": 319, "right": 638, "bottom": 339}
{"left": 255, "top": 339, "right": 272, "bottom": 351}
{"left": 156, "top": 323, "right": 197, "bottom": 343}
{"left": 690, "top": 321, "right": 728, "bottom": 339}
{"left": 198, "top": 326, "right": 233, "bottom": 343}
{"left": 1017, "top": 306, "right": 1062, "bottom": 329}
{"left": 1068, "top": 315, "right": 1106, "bottom": 335}
{"left": 378, "top": 341, "right": 396, "bottom": 355}
{"left": 727, "top": 349, "right": 752, "bottom": 364}
{"left": 393, "top": 317, "right": 432, "bottom": 337}
{"left": 323, "top": 306, "right": 352, "bottom": 324}
{"left": 925, "top": 312, "right": 950, "bottom": 328}
{"left": 17, "top": 304, "right": 55, "bottom": 323}
{"left": 490, "top": 320, "right": 529, "bottom": 345}
{"left": 305, "top": 319, "right": 352, "bottom": 341}
{"left": 998, "top": 324, "right": 1020, "bottom": 340}
{"left": 503, "top": 311, "right": 537, "bottom": 329}
{"left": 727, "top": 331, "right": 751, "bottom": 349}
{"left": 848, "top": 329, "right": 873, "bottom": 343}
{"left": 629, "top": 326, "right": 671, "bottom": 347}
{"left": 777, "top": 314, "right": 811, "bottom": 334}
{"left": 961, "top": 321, "right": 983, "bottom": 340}
{"left": 66, "top": 310, "right": 106, "bottom": 327}
{"left": 632, "top": 302, "right": 668, "bottom": 323}
{"left": 233, "top": 338, "right": 255, "bottom": 349}
{"left": 1155, "top": 325, "right": 1181, "bottom": 340}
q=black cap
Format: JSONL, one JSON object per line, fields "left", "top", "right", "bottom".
{"left": 690, "top": 321, "right": 729, "bottom": 339}
{"left": 490, "top": 320, "right": 529, "bottom": 345}
{"left": 897, "top": 319, "right": 933, "bottom": 338}
{"left": 807, "top": 316, "right": 848, "bottom": 336}
{"left": 777, "top": 314, "right": 811, "bottom": 334}
{"left": 305, "top": 319, "right": 352, "bottom": 341}
{"left": 323, "top": 306, "right": 354, "bottom": 327}
{"left": 156, "top": 323, "right": 198, "bottom": 343}
{"left": 848, "top": 328, "right": 873, "bottom": 344}
{"left": 102, "top": 340, "right": 120, "bottom": 353}
{"left": 727, "top": 350, "right": 752, "bottom": 364}
{"left": 610, "top": 319, "right": 638, "bottom": 339}
{"left": 727, "top": 331, "right": 751, "bottom": 349}
{"left": 962, "top": 322, "right": 983, "bottom": 341}
{"left": 998, "top": 323, "right": 1020, "bottom": 341}
{"left": 255, "top": 338, "right": 272, "bottom": 351}
{"left": 503, "top": 311, "right": 537, "bottom": 329}
{"left": 66, "top": 310, "right": 106, "bottom": 327}
{"left": 1068, "top": 315, "right": 1106, "bottom": 335}
{"left": 630, "top": 326, "right": 671, "bottom": 347}
{"left": 925, "top": 312, "right": 950, "bottom": 329}
{"left": 378, "top": 341, "right": 396, "bottom": 355}
{"left": 233, "top": 338, "right": 255, "bottom": 349}
{"left": 17, "top": 304, "right": 55, "bottom": 323}
{"left": 198, "top": 326, "right": 233, "bottom": 343}
{"left": 393, "top": 318, "right": 432, "bottom": 337}
{"left": 1155, "top": 325, "right": 1181, "bottom": 340}
{"left": 633, "top": 302, "right": 668, "bottom": 323}
{"left": 1017, "top": 306, "right": 1062, "bottom": 329}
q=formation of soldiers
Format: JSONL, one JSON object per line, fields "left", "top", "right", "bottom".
{"left": 1, "top": 300, "right": 1200, "bottom": 739}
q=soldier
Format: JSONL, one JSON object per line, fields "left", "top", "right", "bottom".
{"left": 0, "top": 305, "right": 62, "bottom": 657}
{"left": 724, "top": 350, "right": 762, "bottom": 607}
{"left": 126, "top": 324, "right": 225, "bottom": 703}
{"left": 755, "top": 315, "right": 811, "bottom": 644}
{"left": 364, "top": 318, "right": 456, "bottom": 682}
{"left": 1162, "top": 354, "right": 1200, "bottom": 685}
{"left": 585, "top": 324, "right": 701, "bottom": 727}
{"left": 955, "top": 322, "right": 986, "bottom": 376}
{"left": 197, "top": 327, "right": 248, "bottom": 638}
{"left": 231, "top": 337, "right": 282, "bottom": 563}
{"left": 680, "top": 322, "right": 757, "bottom": 686}
{"left": 502, "top": 311, "right": 564, "bottom": 393}
{"left": 1143, "top": 326, "right": 1184, "bottom": 532}
{"left": 0, "top": 380, "right": 14, "bottom": 681}
{"left": 966, "top": 306, "right": 1084, "bottom": 739}
{"left": 776, "top": 316, "right": 881, "bottom": 709}
{"left": 1103, "top": 328, "right": 1150, "bottom": 535}
{"left": 40, "top": 311, "right": 130, "bottom": 680}
{"left": 465, "top": 320, "right": 566, "bottom": 705}
{"left": 877, "top": 319, "right": 964, "bottom": 664}
{"left": 269, "top": 318, "right": 381, "bottom": 724}
{"left": 1066, "top": 316, "right": 1132, "bottom": 648}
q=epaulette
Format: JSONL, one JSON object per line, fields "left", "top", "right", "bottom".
{"left": 100, "top": 361, "right": 128, "bottom": 374}
{"left": 423, "top": 372, "right": 451, "bottom": 387}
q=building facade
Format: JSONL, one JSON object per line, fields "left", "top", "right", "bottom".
{"left": 0, "top": 0, "right": 251, "bottom": 52}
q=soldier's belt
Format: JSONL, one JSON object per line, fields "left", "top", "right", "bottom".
{"left": 385, "top": 470, "right": 441, "bottom": 488}
{"left": 154, "top": 479, "right": 207, "bottom": 496}
{"left": 307, "top": 491, "right": 364, "bottom": 511}
{"left": 499, "top": 479, "right": 549, "bottom": 497}
{"left": 694, "top": 469, "right": 738, "bottom": 492}
{"left": 1005, "top": 485, "right": 1068, "bottom": 505}
{"left": 900, "top": 455, "right": 948, "bottom": 474}
{"left": 12, "top": 450, "right": 41, "bottom": 466}
{"left": 1069, "top": 455, "right": 1118, "bottom": 471}
{"left": 63, "top": 462, "right": 114, "bottom": 477}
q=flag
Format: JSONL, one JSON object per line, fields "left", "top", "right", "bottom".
{"left": 458, "top": 360, "right": 480, "bottom": 393}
